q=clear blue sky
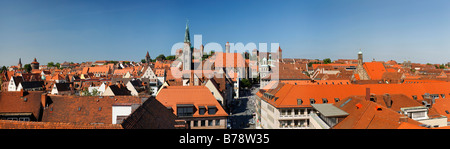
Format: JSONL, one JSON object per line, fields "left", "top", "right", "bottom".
{"left": 1, "top": 0, "right": 450, "bottom": 66}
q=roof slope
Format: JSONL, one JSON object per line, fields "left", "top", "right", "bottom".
{"left": 363, "top": 62, "right": 386, "bottom": 80}
{"left": 333, "top": 96, "right": 423, "bottom": 129}
{"left": 42, "top": 95, "right": 141, "bottom": 124}
{"left": 156, "top": 86, "right": 228, "bottom": 118}
{"left": 257, "top": 82, "right": 450, "bottom": 108}
{"left": 0, "top": 91, "right": 43, "bottom": 121}
{"left": 121, "top": 97, "right": 178, "bottom": 129}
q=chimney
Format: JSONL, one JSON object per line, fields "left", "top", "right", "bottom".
{"left": 189, "top": 71, "right": 194, "bottom": 86}
{"left": 383, "top": 93, "right": 392, "bottom": 108}
{"left": 41, "top": 93, "right": 47, "bottom": 108}
{"left": 365, "top": 88, "right": 370, "bottom": 101}
{"left": 399, "top": 116, "right": 408, "bottom": 123}
{"left": 20, "top": 89, "right": 24, "bottom": 97}
{"left": 423, "top": 93, "right": 433, "bottom": 108}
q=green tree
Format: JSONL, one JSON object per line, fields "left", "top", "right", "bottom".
{"left": 48, "top": 62, "right": 55, "bottom": 67}
{"left": 141, "top": 59, "right": 146, "bottom": 63}
{"left": 23, "top": 64, "right": 32, "bottom": 73}
{"left": 156, "top": 54, "right": 166, "bottom": 61}
{"left": 241, "top": 78, "right": 252, "bottom": 89}
{"left": 166, "top": 55, "right": 176, "bottom": 60}
{"left": 55, "top": 63, "right": 61, "bottom": 69}
{"left": 0, "top": 66, "right": 6, "bottom": 73}
{"left": 323, "top": 58, "right": 332, "bottom": 64}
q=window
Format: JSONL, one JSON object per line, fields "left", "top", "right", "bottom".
{"left": 412, "top": 95, "right": 417, "bottom": 100}
{"left": 19, "top": 117, "right": 30, "bottom": 121}
{"left": 441, "top": 94, "right": 446, "bottom": 98}
{"left": 215, "top": 119, "right": 220, "bottom": 126}
{"left": 193, "top": 120, "right": 198, "bottom": 127}
{"left": 412, "top": 112, "right": 426, "bottom": 119}
{"left": 297, "top": 99, "right": 303, "bottom": 105}
{"left": 208, "top": 106, "right": 217, "bottom": 115}
{"left": 208, "top": 120, "right": 213, "bottom": 126}
{"left": 310, "top": 98, "right": 315, "bottom": 104}
{"left": 177, "top": 104, "right": 195, "bottom": 117}
{"left": 334, "top": 98, "right": 340, "bottom": 102}
{"left": 201, "top": 120, "right": 206, "bottom": 126}
{"left": 322, "top": 98, "right": 328, "bottom": 103}
{"left": 199, "top": 106, "right": 206, "bottom": 115}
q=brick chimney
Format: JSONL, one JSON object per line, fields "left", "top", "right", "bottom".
{"left": 365, "top": 88, "right": 370, "bottom": 101}
{"left": 41, "top": 93, "right": 47, "bottom": 108}
{"left": 383, "top": 93, "right": 392, "bottom": 108}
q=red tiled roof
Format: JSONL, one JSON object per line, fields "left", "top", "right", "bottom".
{"left": 42, "top": 95, "right": 141, "bottom": 124}
{"left": 0, "top": 91, "right": 44, "bottom": 120}
{"left": 333, "top": 96, "right": 423, "bottom": 129}
{"left": 257, "top": 82, "right": 450, "bottom": 108}
{"left": 0, "top": 120, "right": 122, "bottom": 129}
{"left": 156, "top": 86, "right": 228, "bottom": 118}
{"left": 363, "top": 62, "right": 386, "bottom": 80}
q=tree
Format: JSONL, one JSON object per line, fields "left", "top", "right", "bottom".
{"left": 0, "top": 66, "right": 6, "bottom": 73}
{"left": 156, "top": 54, "right": 166, "bottom": 61}
{"left": 23, "top": 64, "right": 32, "bottom": 73}
{"left": 166, "top": 55, "right": 176, "bottom": 61}
{"left": 323, "top": 58, "right": 332, "bottom": 64}
{"left": 141, "top": 59, "right": 146, "bottom": 63}
{"left": 55, "top": 63, "right": 61, "bottom": 69}
{"left": 48, "top": 62, "right": 55, "bottom": 67}
{"left": 241, "top": 78, "right": 252, "bottom": 89}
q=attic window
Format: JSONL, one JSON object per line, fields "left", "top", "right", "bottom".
{"left": 208, "top": 106, "right": 217, "bottom": 115}
{"left": 441, "top": 94, "right": 446, "bottom": 98}
{"left": 334, "top": 98, "right": 340, "bottom": 102}
{"left": 376, "top": 106, "right": 382, "bottom": 111}
{"left": 310, "top": 98, "right": 315, "bottom": 104}
{"left": 322, "top": 98, "right": 328, "bottom": 103}
{"left": 78, "top": 107, "right": 81, "bottom": 111}
{"left": 199, "top": 106, "right": 206, "bottom": 115}
{"left": 446, "top": 110, "right": 450, "bottom": 114}
{"left": 98, "top": 107, "right": 102, "bottom": 111}
{"left": 297, "top": 99, "right": 303, "bottom": 105}
{"left": 412, "top": 95, "right": 417, "bottom": 100}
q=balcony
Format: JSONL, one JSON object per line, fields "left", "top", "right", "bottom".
{"left": 278, "top": 114, "right": 309, "bottom": 120}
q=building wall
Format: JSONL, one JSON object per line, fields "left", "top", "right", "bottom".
{"left": 112, "top": 105, "right": 132, "bottom": 124}
{"left": 185, "top": 117, "right": 227, "bottom": 129}
{"left": 205, "top": 80, "right": 224, "bottom": 105}
{"left": 258, "top": 96, "right": 317, "bottom": 129}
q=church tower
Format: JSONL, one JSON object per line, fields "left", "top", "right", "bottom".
{"left": 30, "top": 58, "right": 40, "bottom": 70}
{"left": 354, "top": 49, "right": 370, "bottom": 80}
{"left": 358, "top": 49, "right": 363, "bottom": 65}
{"left": 18, "top": 58, "right": 22, "bottom": 69}
{"left": 183, "top": 20, "right": 192, "bottom": 71}
{"left": 145, "top": 51, "right": 151, "bottom": 64}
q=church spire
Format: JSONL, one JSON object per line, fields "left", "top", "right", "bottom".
{"left": 18, "top": 58, "right": 22, "bottom": 68}
{"left": 184, "top": 20, "right": 190, "bottom": 43}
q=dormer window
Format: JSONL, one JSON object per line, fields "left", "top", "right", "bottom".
{"left": 207, "top": 106, "right": 217, "bottom": 115}
{"left": 199, "top": 106, "right": 206, "bottom": 115}
{"left": 177, "top": 104, "right": 195, "bottom": 117}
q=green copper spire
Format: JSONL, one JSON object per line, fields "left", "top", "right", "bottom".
{"left": 184, "top": 20, "right": 190, "bottom": 43}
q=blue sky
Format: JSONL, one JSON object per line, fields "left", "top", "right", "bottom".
{"left": 1, "top": 0, "right": 449, "bottom": 66}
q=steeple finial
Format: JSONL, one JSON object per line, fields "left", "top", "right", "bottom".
{"left": 184, "top": 19, "right": 190, "bottom": 43}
